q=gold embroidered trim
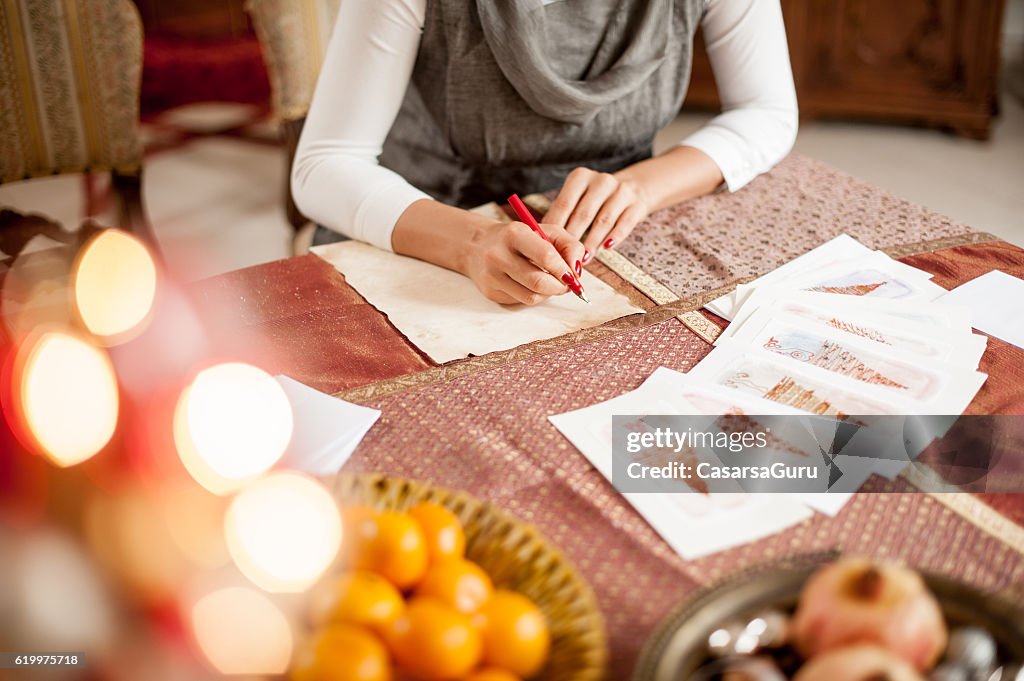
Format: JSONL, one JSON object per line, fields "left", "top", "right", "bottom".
{"left": 882, "top": 232, "right": 1002, "bottom": 259}
{"left": 596, "top": 248, "right": 677, "bottom": 305}
{"left": 902, "top": 466, "right": 1024, "bottom": 554}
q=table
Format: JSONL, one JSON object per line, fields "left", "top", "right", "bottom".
{"left": 191, "top": 155, "right": 1024, "bottom": 678}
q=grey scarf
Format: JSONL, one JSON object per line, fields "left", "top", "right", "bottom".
{"left": 476, "top": 0, "right": 673, "bottom": 124}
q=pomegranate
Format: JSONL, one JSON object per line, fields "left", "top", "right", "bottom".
{"left": 793, "top": 644, "right": 925, "bottom": 681}
{"left": 791, "top": 558, "right": 947, "bottom": 670}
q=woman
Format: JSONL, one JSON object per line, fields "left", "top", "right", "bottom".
{"left": 293, "top": 0, "right": 797, "bottom": 305}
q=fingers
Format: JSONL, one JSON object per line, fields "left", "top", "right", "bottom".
{"left": 544, "top": 167, "right": 592, "bottom": 230}
{"left": 563, "top": 172, "right": 618, "bottom": 238}
{"left": 500, "top": 273, "right": 554, "bottom": 306}
{"left": 477, "top": 267, "right": 556, "bottom": 306}
{"left": 507, "top": 222, "right": 577, "bottom": 285}
{"left": 584, "top": 202, "right": 646, "bottom": 256}
{"left": 580, "top": 185, "right": 631, "bottom": 255}
{"left": 503, "top": 251, "right": 570, "bottom": 297}
{"left": 544, "top": 223, "right": 587, "bottom": 277}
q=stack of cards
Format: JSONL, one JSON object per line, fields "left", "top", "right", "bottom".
{"left": 549, "top": 235, "right": 989, "bottom": 560}
{"left": 701, "top": 233, "right": 988, "bottom": 417}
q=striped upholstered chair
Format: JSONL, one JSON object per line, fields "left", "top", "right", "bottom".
{"left": 0, "top": 0, "right": 154, "bottom": 256}
{"left": 246, "top": 0, "right": 341, "bottom": 232}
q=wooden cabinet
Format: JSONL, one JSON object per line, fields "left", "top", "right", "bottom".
{"left": 132, "top": 0, "right": 252, "bottom": 39}
{"left": 685, "top": 0, "right": 1007, "bottom": 139}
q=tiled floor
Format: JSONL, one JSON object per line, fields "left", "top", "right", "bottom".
{"left": 2, "top": 97, "right": 1023, "bottom": 282}
{"left": 656, "top": 96, "right": 1024, "bottom": 247}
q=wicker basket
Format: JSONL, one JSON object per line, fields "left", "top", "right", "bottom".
{"left": 330, "top": 474, "right": 609, "bottom": 681}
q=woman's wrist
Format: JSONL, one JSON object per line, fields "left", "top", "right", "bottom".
{"left": 615, "top": 145, "right": 724, "bottom": 213}
{"left": 391, "top": 199, "right": 498, "bottom": 276}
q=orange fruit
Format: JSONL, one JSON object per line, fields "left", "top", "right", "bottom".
{"left": 311, "top": 571, "right": 404, "bottom": 633}
{"left": 464, "top": 669, "right": 521, "bottom": 681}
{"left": 415, "top": 558, "right": 493, "bottom": 614}
{"left": 385, "top": 597, "right": 482, "bottom": 680}
{"left": 340, "top": 505, "right": 380, "bottom": 568}
{"left": 408, "top": 503, "right": 466, "bottom": 562}
{"left": 344, "top": 509, "right": 428, "bottom": 590}
{"left": 290, "top": 624, "right": 391, "bottom": 681}
{"left": 476, "top": 590, "right": 550, "bottom": 677}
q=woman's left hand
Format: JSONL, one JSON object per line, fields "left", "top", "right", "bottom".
{"left": 543, "top": 167, "right": 651, "bottom": 263}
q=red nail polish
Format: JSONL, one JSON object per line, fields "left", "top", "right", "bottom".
{"left": 561, "top": 272, "right": 585, "bottom": 296}
{"left": 575, "top": 260, "right": 582, "bottom": 276}
{"left": 603, "top": 238, "right": 616, "bottom": 249}
{"left": 583, "top": 248, "right": 592, "bottom": 263}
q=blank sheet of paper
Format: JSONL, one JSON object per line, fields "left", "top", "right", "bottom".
{"left": 312, "top": 241, "right": 645, "bottom": 363}
{"left": 938, "top": 270, "right": 1024, "bottom": 350}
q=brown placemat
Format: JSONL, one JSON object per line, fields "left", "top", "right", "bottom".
{"left": 190, "top": 253, "right": 432, "bottom": 393}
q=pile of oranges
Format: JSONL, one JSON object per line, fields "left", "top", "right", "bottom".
{"left": 292, "top": 503, "right": 551, "bottom": 681}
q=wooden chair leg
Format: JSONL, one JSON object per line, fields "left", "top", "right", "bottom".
{"left": 282, "top": 117, "right": 309, "bottom": 232}
{"left": 111, "top": 168, "right": 162, "bottom": 259}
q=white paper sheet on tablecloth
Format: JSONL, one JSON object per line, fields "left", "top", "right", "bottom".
{"left": 705, "top": 234, "right": 874, "bottom": 320}
{"left": 548, "top": 368, "right": 814, "bottom": 559}
{"left": 275, "top": 375, "right": 380, "bottom": 475}
{"left": 938, "top": 270, "right": 1024, "bottom": 350}
{"left": 312, "top": 241, "right": 645, "bottom": 363}
{"left": 716, "top": 290, "right": 976, "bottom": 352}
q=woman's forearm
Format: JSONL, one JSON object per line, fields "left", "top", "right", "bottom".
{"left": 391, "top": 198, "right": 586, "bottom": 306}
{"left": 614, "top": 145, "right": 725, "bottom": 213}
{"left": 391, "top": 199, "right": 491, "bottom": 275}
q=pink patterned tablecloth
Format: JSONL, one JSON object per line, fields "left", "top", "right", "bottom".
{"left": 192, "top": 154, "right": 1024, "bottom": 678}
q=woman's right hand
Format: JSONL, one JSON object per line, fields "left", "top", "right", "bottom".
{"left": 462, "top": 220, "right": 586, "bottom": 306}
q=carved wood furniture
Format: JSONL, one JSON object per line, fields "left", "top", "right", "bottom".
{"left": 686, "top": 0, "right": 1007, "bottom": 140}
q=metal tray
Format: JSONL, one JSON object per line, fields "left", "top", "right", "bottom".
{"left": 634, "top": 559, "right": 1024, "bottom": 681}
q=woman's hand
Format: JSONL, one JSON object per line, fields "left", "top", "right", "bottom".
{"left": 462, "top": 220, "right": 586, "bottom": 306}
{"left": 544, "top": 148, "right": 727, "bottom": 261}
{"left": 544, "top": 167, "right": 651, "bottom": 261}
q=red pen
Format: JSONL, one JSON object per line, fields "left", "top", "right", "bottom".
{"left": 507, "top": 194, "right": 590, "bottom": 304}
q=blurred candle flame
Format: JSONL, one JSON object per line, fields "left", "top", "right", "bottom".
{"left": 224, "top": 472, "right": 341, "bottom": 593}
{"left": 173, "top": 362, "right": 293, "bottom": 494}
{"left": 190, "top": 585, "right": 293, "bottom": 675}
{"left": 3, "top": 528, "right": 115, "bottom": 654}
{"left": 73, "top": 230, "right": 157, "bottom": 342}
{"left": 19, "top": 331, "right": 119, "bottom": 467}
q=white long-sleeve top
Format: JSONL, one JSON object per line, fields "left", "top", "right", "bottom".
{"left": 292, "top": 0, "right": 798, "bottom": 251}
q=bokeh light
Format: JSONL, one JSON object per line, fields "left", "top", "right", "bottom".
{"left": 174, "top": 363, "right": 293, "bottom": 494}
{"left": 224, "top": 472, "right": 341, "bottom": 593}
{"left": 158, "top": 483, "right": 230, "bottom": 570}
{"left": 3, "top": 529, "right": 115, "bottom": 653}
{"left": 73, "top": 230, "right": 157, "bottom": 341}
{"left": 20, "top": 331, "right": 119, "bottom": 467}
{"left": 84, "top": 488, "right": 191, "bottom": 601}
{"left": 190, "top": 586, "right": 293, "bottom": 675}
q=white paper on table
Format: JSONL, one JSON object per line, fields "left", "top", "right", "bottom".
{"left": 690, "top": 342, "right": 917, "bottom": 415}
{"left": 705, "top": 234, "right": 874, "bottom": 320}
{"left": 275, "top": 375, "right": 381, "bottom": 475}
{"left": 724, "top": 322, "right": 986, "bottom": 411}
{"left": 639, "top": 368, "right": 895, "bottom": 501}
{"left": 548, "top": 376, "right": 813, "bottom": 559}
{"left": 728, "top": 308, "right": 988, "bottom": 371}
{"left": 734, "top": 251, "right": 946, "bottom": 308}
{"left": 312, "top": 241, "right": 644, "bottom": 363}
{"left": 718, "top": 290, "right": 976, "bottom": 353}
{"left": 938, "top": 270, "right": 1024, "bottom": 350}
{"left": 693, "top": 340, "right": 986, "bottom": 417}
{"left": 636, "top": 368, "right": 860, "bottom": 514}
